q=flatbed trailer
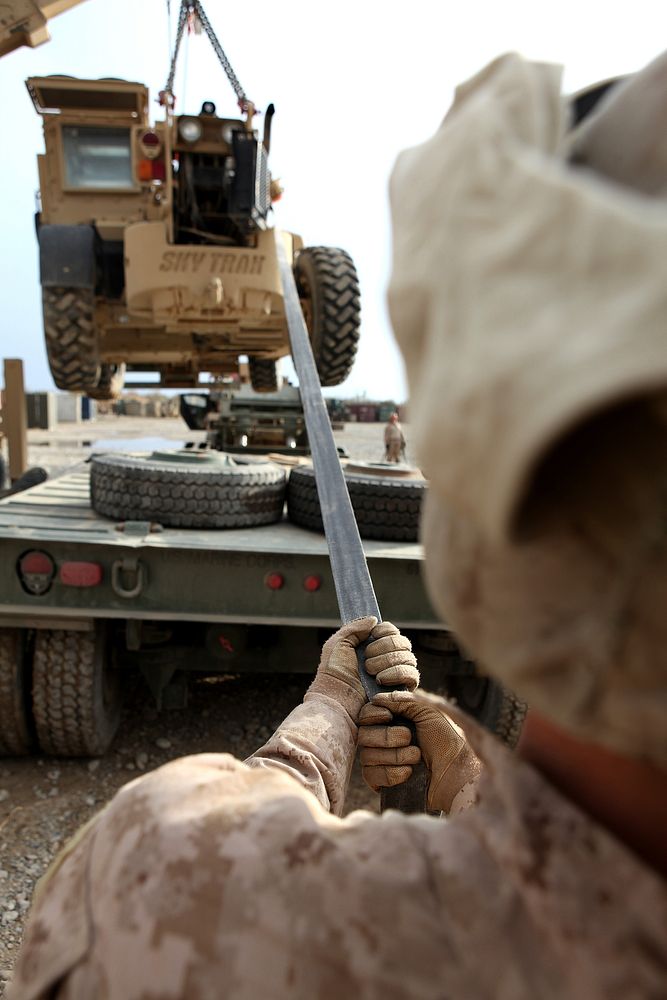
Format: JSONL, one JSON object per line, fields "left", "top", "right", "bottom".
{"left": 0, "top": 464, "right": 458, "bottom": 757}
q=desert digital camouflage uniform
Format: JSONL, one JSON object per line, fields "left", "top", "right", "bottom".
{"left": 384, "top": 415, "right": 405, "bottom": 462}
{"left": 10, "top": 690, "right": 667, "bottom": 1000}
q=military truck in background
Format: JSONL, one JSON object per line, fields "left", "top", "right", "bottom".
{"left": 27, "top": 74, "right": 361, "bottom": 399}
{"left": 180, "top": 383, "right": 312, "bottom": 455}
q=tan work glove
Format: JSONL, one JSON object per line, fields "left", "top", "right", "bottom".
{"left": 306, "top": 618, "right": 420, "bottom": 723}
{"left": 358, "top": 690, "right": 481, "bottom": 813}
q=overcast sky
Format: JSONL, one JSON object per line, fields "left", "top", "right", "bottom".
{"left": 1, "top": 0, "right": 666, "bottom": 400}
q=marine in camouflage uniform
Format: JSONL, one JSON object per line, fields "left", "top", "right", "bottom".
{"left": 11, "top": 51, "right": 667, "bottom": 1000}
{"left": 384, "top": 412, "right": 405, "bottom": 462}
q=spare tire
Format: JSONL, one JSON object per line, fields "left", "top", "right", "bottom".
{"left": 91, "top": 451, "right": 287, "bottom": 528}
{"left": 287, "top": 462, "right": 426, "bottom": 542}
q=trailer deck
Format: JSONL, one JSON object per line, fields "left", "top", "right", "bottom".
{"left": 0, "top": 465, "right": 442, "bottom": 629}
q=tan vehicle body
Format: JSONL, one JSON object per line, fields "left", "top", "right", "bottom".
{"left": 0, "top": 0, "right": 87, "bottom": 57}
{"left": 29, "top": 75, "right": 327, "bottom": 392}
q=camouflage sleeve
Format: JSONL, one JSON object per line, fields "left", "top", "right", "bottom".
{"left": 245, "top": 691, "right": 357, "bottom": 816}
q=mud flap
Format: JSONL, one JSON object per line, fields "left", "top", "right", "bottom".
{"left": 39, "top": 224, "right": 96, "bottom": 288}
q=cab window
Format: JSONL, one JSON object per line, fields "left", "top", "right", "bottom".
{"left": 62, "top": 126, "right": 134, "bottom": 190}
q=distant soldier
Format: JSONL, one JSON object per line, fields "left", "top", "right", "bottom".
{"left": 384, "top": 411, "right": 405, "bottom": 462}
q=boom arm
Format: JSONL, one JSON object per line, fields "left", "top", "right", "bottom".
{"left": 0, "top": 0, "right": 89, "bottom": 58}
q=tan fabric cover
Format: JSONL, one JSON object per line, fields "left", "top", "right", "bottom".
{"left": 388, "top": 53, "right": 667, "bottom": 543}
{"left": 388, "top": 53, "right": 667, "bottom": 762}
{"left": 10, "top": 692, "right": 667, "bottom": 1000}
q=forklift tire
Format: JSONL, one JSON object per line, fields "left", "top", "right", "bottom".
{"left": 249, "top": 358, "right": 279, "bottom": 393}
{"left": 287, "top": 464, "right": 425, "bottom": 542}
{"left": 294, "top": 247, "right": 361, "bottom": 387}
{"left": 0, "top": 629, "right": 33, "bottom": 756}
{"left": 42, "top": 286, "right": 101, "bottom": 392}
{"left": 32, "top": 625, "right": 121, "bottom": 757}
{"left": 87, "top": 363, "right": 126, "bottom": 401}
{"left": 90, "top": 451, "right": 287, "bottom": 528}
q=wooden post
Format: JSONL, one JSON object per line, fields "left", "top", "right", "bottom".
{"left": 0, "top": 359, "right": 28, "bottom": 482}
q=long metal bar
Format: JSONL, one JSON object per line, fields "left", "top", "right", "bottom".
{"left": 276, "top": 233, "right": 429, "bottom": 813}
{"left": 275, "top": 234, "right": 380, "bottom": 629}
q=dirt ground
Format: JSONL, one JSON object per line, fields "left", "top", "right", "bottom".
{"left": 0, "top": 417, "right": 416, "bottom": 992}
{"left": 24, "top": 413, "right": 417, "bottom": 478}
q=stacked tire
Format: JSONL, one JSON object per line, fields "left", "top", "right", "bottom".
{"left": 287, "top": 464, "right": 426, "bottom": 542}
{"left": 90, "top": 451, "right": 287, "bottom": 528}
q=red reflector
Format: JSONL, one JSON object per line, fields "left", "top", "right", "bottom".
{"left": 20, "top": 551, "right": 54, "bottom": 575}
{"left": 303, "top": 575, "right": 321, "bottom": 592}
{"left": 141, "top": 130, "right": 160, "bottom": 147}
{"left": 265, "top": 572, "right": 284, "bottom": 591}
{"left": 59, "top": 562, "right": 103, "bottom": 587}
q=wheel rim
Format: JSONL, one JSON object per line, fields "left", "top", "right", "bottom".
{"left": 344, "top": 461, "right": 424, "bottom": 480}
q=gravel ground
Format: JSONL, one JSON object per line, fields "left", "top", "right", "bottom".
{"left": 0, "top": 417, "right": 416, "bottom": 994}
{"left": 24, "top": 414, "right": 417, "bottom": 479}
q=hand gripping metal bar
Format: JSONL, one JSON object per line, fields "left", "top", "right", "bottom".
{"left": 276, "top": 232, "right": 429, "bottom": 814}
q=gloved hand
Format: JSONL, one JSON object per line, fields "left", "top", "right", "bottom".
{"left": 358, "top": 690, "right": 481, "bottom": 813}
{"left": 307, "top": 618, "right": 420, "bottom": 723}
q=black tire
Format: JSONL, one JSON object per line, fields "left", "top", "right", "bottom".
{"left": 287, "top": 464, "right": 425, "bottom": 542}
{"left": 249, "top": 357, "right": 279, "bottom": 393}
{"left": 90, "top": 451, "right": 287, "bottom": 528}
{"left": 444, "top": 674, "right": 527, "bottom": 749}
{"left": 42, "top": 286, "right": 100, "bottom": 392}
{"left": 3, "top": 466, "right": 48, "bottom": 497}
{"left": 87, "top": 363, "right": 126, "bottom": 401}
{"left": 32, "top": 625, "right": 121, "bottom": 756}
{"left": 294, "top": 246, "right": 361, "bottom": 387}
{"left": 0, "top": 629, "right": 33, "bottom": 756}
{"left": 415, "top": 639, "right": 526, "bottom": 749}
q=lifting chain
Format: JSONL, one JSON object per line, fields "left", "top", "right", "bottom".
{"left": 163, "top": 0, "right": 251, "bottom": 111}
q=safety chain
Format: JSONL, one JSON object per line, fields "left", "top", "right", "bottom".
{"left": 162, "top": 0, "right": 250, "bottom": 110}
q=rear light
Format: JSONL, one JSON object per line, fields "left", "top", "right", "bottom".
{"left": 140, "top": 130, "right": 161, "bottom": 153}
{"left": 17, "top": 550, "right": 56, "bottom": 596}
{"left": 59, "top": 562, "right": 103, "bottom": 587}
{"left": 303, "top": 575, "right": 321, "bottom": 592}
{"left": 138, "top": 158, "right": 166, "bottom": 182}
{"left": 265, "top": 572, "right": 284, "bottom": 591}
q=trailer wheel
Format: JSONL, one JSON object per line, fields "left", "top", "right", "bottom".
{"left": 42, "top": 286, "right": 100, "bottom": 392}
{"left": 0, "top": 629, "right": 33, "bottom": 756}
{"left": 32, "top": 625, "right": 121, "bottom": 756}
{"left": 87, "top": 363, "right": 126, "bottom": 401}
{"left": 446, "top": 675, "right": 527, "bottom": 749}
{"left": 294, "top": 247, "right": 361, "bottom": 387}
{"left": 91, "top": 451, "right": 287, "bottom": 528}
{"left": 287, "top": 462, "right": 426, "bottom": 541}
{"left": 415, "top": 640, "right": 527, "bottom": 749}
{"left": 248, "top": 357, "right": 279, "bottom": 393}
